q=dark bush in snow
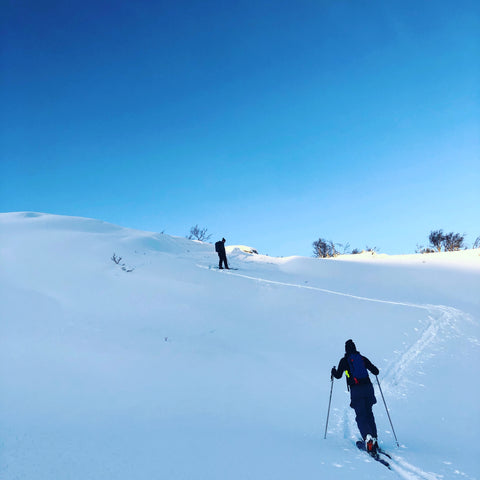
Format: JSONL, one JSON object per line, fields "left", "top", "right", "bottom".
{"left": 187, "top": 225, "right": 212, "bottom": 242}
{"left": 312, "top": 238, "right": 338, "bottom": 258}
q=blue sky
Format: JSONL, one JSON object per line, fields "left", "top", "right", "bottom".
{"left": 1, "top": 0, "right": 479, "bottom": 256}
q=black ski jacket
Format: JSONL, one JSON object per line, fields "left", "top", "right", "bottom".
{"left": 215, "top": 241, "right": 226, "bottom": 256}
{"left": 332, "top": 353, "right": 379, "bottom": 388}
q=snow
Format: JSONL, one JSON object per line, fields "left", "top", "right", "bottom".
{"left": 1, "top": 212, "right": 479, "bottom": 480}
{"left": 226, "top": 245, "right": 259, "bottom": 255}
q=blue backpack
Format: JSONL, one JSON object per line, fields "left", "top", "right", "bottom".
{"left": 347, "top": 353, "right": 369, "bottom": 385}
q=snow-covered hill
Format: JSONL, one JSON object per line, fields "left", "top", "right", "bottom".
{"left": 1, "top": 212, "right": 479, "bottom": 480}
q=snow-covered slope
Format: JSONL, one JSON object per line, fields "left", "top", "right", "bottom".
{"left": 1, "top": 212, "right": 479, "bottom": 480}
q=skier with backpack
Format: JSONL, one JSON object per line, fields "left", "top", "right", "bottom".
{"left": 331, "top": 339, "right": 380, "bottom": 454}
{"left": 214, "top": 238, "right": 229, "bottom": 269}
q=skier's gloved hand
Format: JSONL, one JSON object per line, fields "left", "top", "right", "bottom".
{"left": 331, "top": 366, "right": 336, "bottom": 379}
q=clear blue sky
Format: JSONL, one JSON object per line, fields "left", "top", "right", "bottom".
{"left": 1, "top": 0, "right": 479, "bottom": 256}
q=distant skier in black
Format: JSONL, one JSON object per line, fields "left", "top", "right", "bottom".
{"left": 215, "top": 238, "right": 229, "bottom": 269}
{"left": 331, "top": 339, "right": 380, "bottom": 453}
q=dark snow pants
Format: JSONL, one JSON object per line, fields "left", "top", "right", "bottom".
{"left": 350, "top": 383, "right": 377, "bottom": 440}
{"left": 218, "top": 253, "right": 229, "bottom": 269}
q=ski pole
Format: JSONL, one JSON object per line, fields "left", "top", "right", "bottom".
{"left": 324, "top": 374, "right": 334, "bottom": 439}
{"left": 376, "top": 375, "right": 400, "bottom": 447}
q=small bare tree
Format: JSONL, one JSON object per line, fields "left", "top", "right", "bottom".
{"left": 428, "top": 230, "right": 445, "bottom": 252}
{"left": 473, "top": 236, "right": 480, "bottom": 249}
{"left": 187, "top": 224, "right": 212, "bottom": 242}
{"left": 312, "top": 238, "right": 338, "bottom": 258}
{"left": 111, "top": 253, "right": 122, "bottom": 264}
{"left": 111, "top": 253, "right": 134, "bottom": 272}
{"left": 426, "top": 229, "right": 466, "bottom": 252}
{"left": 442, "top": 232, "right": 465, "bottom": 251}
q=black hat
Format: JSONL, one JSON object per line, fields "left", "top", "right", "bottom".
{"left": 345, "top": 339, "right": 357, "bottom": 354}
{"left": 222, "top": 238, "right": 226, "bottom": 242}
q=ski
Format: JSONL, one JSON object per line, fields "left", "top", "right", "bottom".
{"left": 356, "top": 441, "right": 391, "bottom": 469}
{"left": 377, "top": 447, "right": 392, "bottom": 459}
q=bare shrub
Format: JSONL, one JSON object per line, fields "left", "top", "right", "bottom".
{"left": 187, "top": 225, "right": 212, "bottom": 242}
{"left": 313, "top": 238, "right": 338, "bottom": 258}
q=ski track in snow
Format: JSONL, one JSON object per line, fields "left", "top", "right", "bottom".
{"left": 200, "top": 266, "right": 432, "bottom": 309}
{"left": 198, "top": 264, "right": 472, "bottom": 480}
{"left": 388, "top": 454, "right": 444, "bottom": 480}
{"left": 342, "top": 411, "right": 445, "bottom": 480}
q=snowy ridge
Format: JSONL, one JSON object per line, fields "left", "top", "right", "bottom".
{"left": 1, "top": 213, "right": 479, "bottom": 480}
